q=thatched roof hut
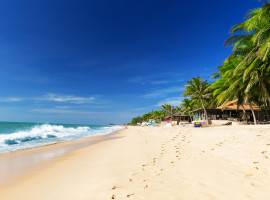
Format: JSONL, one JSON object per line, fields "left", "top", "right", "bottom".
{"left": 217, "top": 99, "right": 261, "bottom": 111}
{"left": 166, "top": 111, "right": 190, "bottom": 126}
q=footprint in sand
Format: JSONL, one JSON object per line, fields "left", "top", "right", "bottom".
{"left": 111, "top": 194, "right": 115, "bottom": 199}
{"left": 144, "top": 185, "right": 148, "bottom": 189}
{"left": 127, "top": 193, "right": 135, "bottom": 198}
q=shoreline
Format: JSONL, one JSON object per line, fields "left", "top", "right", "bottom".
{"left": 0, "top": 127, "right": 125, "bottom": 187}
{"left": 0, "top": 126, "right": 125, "bottom": 155}
{"left": 1, "top": 125, "right": 270, "bottom": 199}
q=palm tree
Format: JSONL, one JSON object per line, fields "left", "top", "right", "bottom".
{"left": 142, "top": 113, "right": 152, "bottom": 122}
{"left": 211, "top": 53, "right": 263, "bottom": 124}
{"left": 212, "top": 3, "right": 270, "bottom": 124}
{"left": 182, "top": 77, "right": 212, "bottom": 123}
{"left": 230, "top": 3, "right": 270, "bottom": 62}
{"left": 225, "top": 3, "right": 270, "bottom": 103}
{"left": 174, "top": 106, "right": 182, "bottom": 112}
{"left": 180, "top": 98, "right": 194, "bottom": 119}
{"left": 161, "top": 104, "right": 173, "bottom": 115}
{"left": 151, "top": 111, "right": 165, "bottom": 123}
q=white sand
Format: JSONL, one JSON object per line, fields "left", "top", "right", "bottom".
{"left": 1, "top": 125, "right": 270, "bottom": 200}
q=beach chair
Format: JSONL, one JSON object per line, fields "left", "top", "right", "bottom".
{"left": 194, "top": 122, "right": 202, "bottom": 128}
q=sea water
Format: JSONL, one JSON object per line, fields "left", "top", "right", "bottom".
{"left": 0, "top": 121, "right": 124, "bottom": 154}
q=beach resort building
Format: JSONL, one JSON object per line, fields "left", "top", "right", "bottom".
{"left": 166, "top": 111, "right": 190, "bottom": 126}
{"left": 191, "top": 99, "right": 268, "bottom": 125}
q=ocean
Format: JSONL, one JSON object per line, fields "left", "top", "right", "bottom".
{"left": 0, "top": 121, "right": 124, "bottom": 154}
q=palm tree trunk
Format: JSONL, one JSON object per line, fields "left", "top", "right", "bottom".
{"left": 241, "top": 105, "right": 248, "bottom": 122}
{"left": 188, "top": 113, "right": 192, "bottom": 122}
{"left": 200, "top": 99, "right": 208, "bottom": 124}
{"left": 249, "top": 102, "right": 257, "bottom": 125}
{"left": 263, "top": 98, "right": 269, "bottom": 121}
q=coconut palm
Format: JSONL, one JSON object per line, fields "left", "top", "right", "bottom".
{"left": 151, "top": 111, "right": 165, "bottom": 123}
{"left": 182, "top": 77, "right": 212, "bottom": 123}
{"left": 225, "top": 3, "right": 270, "bottom": 103}
{"left": 142, "top": 113, "right": 152, "bottom": 122}
{"left": 174, "top": 106, "right": 182, "bottom": 112}
{"left": 212, "top": 3, "right": 270, "bottom": 124}
{"left": 230, "top": 3, "right": 270, "bottom": 62}
{"left": 212, "top": 52, "right": 264, "bottom": 124}
{"left": 180, "top": 98, "right": 194, "bottom": 118}
{"left": 161, "top": 104, "right": 173, "bottom": 115}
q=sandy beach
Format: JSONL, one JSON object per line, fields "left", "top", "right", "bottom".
{"left": 1, "top": 125, "right": 270, "bottom": 200}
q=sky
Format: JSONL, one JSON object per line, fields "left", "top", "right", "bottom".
{"left": 0, "top": 0, "right": 264, "bottom": 124}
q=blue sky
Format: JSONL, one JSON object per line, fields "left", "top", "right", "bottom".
{"left": 0, "top": 0, "right": 263, "bottom": 124}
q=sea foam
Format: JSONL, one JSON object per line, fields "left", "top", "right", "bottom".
{"left": 0, "top": 124, "right": 124, "bottom": 153}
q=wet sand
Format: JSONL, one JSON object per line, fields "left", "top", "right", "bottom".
{"left": 0, "top": 131, "right": 121, "bottom": 187}
{"left": 1, "top": 125, "right": 270, "bottom": 200}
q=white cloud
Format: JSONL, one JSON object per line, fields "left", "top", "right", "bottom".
{"left": 40, "top": 94, "right": 96, "bottom": 104}
{"left": 31, "top": 108, "right": 93, "bottom": 115}
{"left": 150, "top": 80, "right": 184, "bottom": 85}
{"left": 157, "top": 97, "right": 185, "bottom": 107}
{"left": 0, "top": 97, "right": 23, "bottom": 102}
{"left": 150, "top": 80, "right": 170, "bottom": 85}
{"left": 143, "top": 87, "right": 185, "bottom": 98}
{"left": 128, "top": 72, "right": 186, "bottom": 85}
{"left": 0, "top": 94, "right": 98, "bottom": 105}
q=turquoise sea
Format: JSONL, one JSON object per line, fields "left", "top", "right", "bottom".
{"left": 0, "top": 121, "right": 124, "bottom": 153}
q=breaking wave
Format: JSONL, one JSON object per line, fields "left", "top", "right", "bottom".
{"left": 0, "top": 124, "right": 124, "bottom": 153}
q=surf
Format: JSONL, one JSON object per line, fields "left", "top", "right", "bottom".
{"left": 0, "top": 122, "right": 124, "bottom": 153}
